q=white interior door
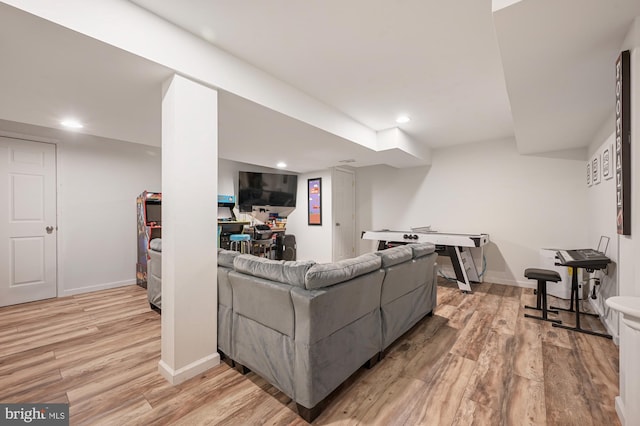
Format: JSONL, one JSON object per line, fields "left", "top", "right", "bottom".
{"left": 332, "top": 168, "right": 355, "bottom": 261}
{"left": 0, "top": 137, "right": 57, "bottom": 307}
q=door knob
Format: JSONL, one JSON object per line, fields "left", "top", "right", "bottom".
{"left": 336, "top": 223, "right": 341, "bottom": 226}
{"left": 46, "top": 226, "right": 54, "bottom": 234}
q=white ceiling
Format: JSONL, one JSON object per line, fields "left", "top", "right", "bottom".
{"left": 218, "top": 91, "right": 428, "bottom": 171}
{"left": 0, "top": 4, "right": 172, "bottom": 146}
{"left": 493, "top": 0, "right": 640, "bottom": 154}
{"left": 0, "top": 1, "right": 638, "bottom": 172}
{"left": 132, "top": 0, "right": 515, "bottom": 148}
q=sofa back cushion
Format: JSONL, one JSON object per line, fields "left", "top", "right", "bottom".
{"left": 292, "top": 269, "right": 384, "bottom": 344}
{"left": 229, "top": 271, "right": 296, "bottom": 337}
{"left": 149, "top": 238, "right": 162, "bottom": 252}
{"left": 410, "top": 242, "right": 436, "bottom": 258}
{"left": 380, "top": 252, "right": 438, "bottom": 305}
{"left": 304, "top": 253, "right": 382, "bottom": 290}
{"left": 374, "top": 245, "right": 413, "bottom": 267}
{"left": 218, "top": 248, "right": 240, "bottom": 268}
{"left": 233, "top": 254, "right": 315, "bottom": 288}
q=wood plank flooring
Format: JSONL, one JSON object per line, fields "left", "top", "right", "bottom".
{"left": 0, "top": 279, "right": 619, "bottom": 425}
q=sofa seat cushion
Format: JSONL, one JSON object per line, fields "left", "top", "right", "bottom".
{"left": 233, "top": 255, "right": 315, "bottom": 287}
{"left": 410, "top": 242, "right": 436, "bottom": 258}
{"left": 374, "top": 245, "right": 413, "bottom": 267}
{"left": 304, "top": 253, "right": 381, "bottom": 290}
{"left": 218, "top": 248, "right": 241, "bottom": 268}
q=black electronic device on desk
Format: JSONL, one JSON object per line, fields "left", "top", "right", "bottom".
{"left": 552, "top": 243, "right": 612, "bottom": 339}
{"left": 253, "top": 224, "right": 273, "bottom": 239}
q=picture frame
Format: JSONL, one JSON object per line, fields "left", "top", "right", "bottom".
{"left": 602, "top": 144, "right": 613, "bottom": 180}
{"left": 587, "top": 162, "right": 592, "bottom": 187}
{"left": 592, "top": 154, "right": 601, "bottom": 185}
{"left": 616, "top": 50, "right": 631, "bottom": 235}
{"left": 307, "top": 178, "right": 322, "bottom": 225}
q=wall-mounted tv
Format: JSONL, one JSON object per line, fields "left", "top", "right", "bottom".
{"left": 238, "top": 171, "right": 298, "bottom": 213}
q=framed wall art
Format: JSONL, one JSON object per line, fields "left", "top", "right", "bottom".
{"left": 592, "top": 154, "right": 601, "bottom": 185}
{"left": 602, "top": 144, "right": 613, "bottom": 180}
{"left": 587, "top": 161, "right": 592, "bottom": 187}
{"left": 616, "top": 50, "right": 631, "bottom": 235}
{"left": 307, "top": 178, "right": 322, "bottom": 225}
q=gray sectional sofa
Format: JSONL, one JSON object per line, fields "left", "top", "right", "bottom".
{"left": 221, "top": 243, "right": 438, "bottom": 422}
{"left": 148, "top": 240, "right": 438, "bottom": 421}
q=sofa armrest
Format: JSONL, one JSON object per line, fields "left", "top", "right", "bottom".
{"left": 304, "top": 253, "right": 381, "bottom": 290}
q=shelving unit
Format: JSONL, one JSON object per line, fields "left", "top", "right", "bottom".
{"left": 136, "top": 191, "right": 162, "bottom": 288}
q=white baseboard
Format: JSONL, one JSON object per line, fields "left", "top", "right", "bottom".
{"left": 438, "top": 267, "right": 534, "bottom": 289}
{"left": 589, "top": 297, "right": 620, "bottom": 344}
{"left": 158, "top": 353, "right": 220, "bottom": 385}
{"left": 615, "top": 396, "right": 625, "bottom": 426}
{"left": 59, "top": 279, "right": 136, "bottom": 297}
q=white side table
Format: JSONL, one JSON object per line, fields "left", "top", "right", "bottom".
{"left": 606, "top": 296, "right": 640, "bottom": 426}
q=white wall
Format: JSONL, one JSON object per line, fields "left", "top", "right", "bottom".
{"left": 287, "top": 169, "right": 334, "bottom": 263}
{"left": 617, "top": 23, "right": 640, "bottom": 299}
{"left": 356, "top": 137, "right": 588, "bottom": 287}
{"left": 57, "top": 134, "right": 161, "bottom": 295}
{"left": 610, "top": 18, "right": 640, "bottom": 425}
{"left": 586, "top": 129, "right": 619, "bottom": 337}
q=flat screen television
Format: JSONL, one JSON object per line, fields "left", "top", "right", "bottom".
{"left": 238, "top": 171, "right": 298, "bottom": 212}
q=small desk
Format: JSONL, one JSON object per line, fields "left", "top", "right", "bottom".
{"left": 552, "top": 249, "right": 612, "bottom": 339}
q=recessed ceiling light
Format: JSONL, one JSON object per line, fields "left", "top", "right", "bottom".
{"left": 60, "top": 119, "right": 84, "bottom": 129}
{"left": 276, "top": 162, "right": 287, "bottom": 168}
{"left": 395, "top": 116, "right": 411, "bottom": 124}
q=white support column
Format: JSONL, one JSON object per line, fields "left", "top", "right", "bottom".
{"left": 159, "top": 74, "right": 219, "bottom": 384}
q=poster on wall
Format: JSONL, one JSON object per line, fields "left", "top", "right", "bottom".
{"left": 602, "top": 144, "right": 613, "bottom": 180}
{"left": 615, "top": 50, "right": 631, "bottom": 235}
{"left": 308, "top": 178, "right": 322, "bottom": 225}
{"left": 592, "top": 154, "right": 601, "bottom": 185}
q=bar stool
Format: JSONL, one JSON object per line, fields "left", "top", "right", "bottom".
{"left": 523, "top": 268, "right": 562, "bottom": 324}
{"left": 230, "top": 234, "right": 251, "bottom": 253}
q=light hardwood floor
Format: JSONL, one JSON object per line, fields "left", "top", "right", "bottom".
{"left": 0, "top": 279, "right": 619, "bottom": 425}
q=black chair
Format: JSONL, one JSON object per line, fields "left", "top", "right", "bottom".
{"left": 523, "top": 268, "right": 562, "bottom": 324}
